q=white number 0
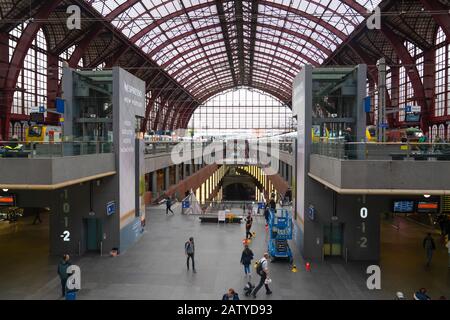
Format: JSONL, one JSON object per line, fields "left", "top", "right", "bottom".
{"left": 360, "top": 207, "right": 368, "bottom": 219}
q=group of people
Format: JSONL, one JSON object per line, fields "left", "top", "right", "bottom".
{"left": 232, "top": 201, "right": 275, "bottom": 299}
{"left": 223, "top": 251, "right": 272, "bottom": 300}
{"left": 221, "top": 196, "right": 279, "bottom": 300}
{"left": 423, "top": 231, "right": 450, "bottom": 269}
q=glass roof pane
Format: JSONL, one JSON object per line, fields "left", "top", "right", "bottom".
{"left": 87, "top": 0, "right": 370, "bottom": 101}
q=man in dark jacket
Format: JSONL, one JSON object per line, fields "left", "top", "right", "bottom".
{"left": 423, "top": 233, "right": 436, "bottom": 267}
{"left": 165, "top": 196, "right": 174, "bottom": 215}
{"left": 57, "top": 254, "right": 71, "bottom": 297}
{"left": 264, "top": 203, "right": 270, "bottom": 226}
{"left": 185, "top": 237, "right": 196, "bottom": 273}
{"left": 343, "top": 127, "right": 355, "bottom": 159}
{"left": 269, "top": 198, "right": 276, "bottom": 211}
{"left": 222, "top": 288, "right": 239, "bottom": 300}
{"left": 245, "top": 213, "right": 253, "bottom": 239}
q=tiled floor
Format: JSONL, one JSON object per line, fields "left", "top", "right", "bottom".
{"left": 0, "top": 205, "right": 448, "bottom": 300}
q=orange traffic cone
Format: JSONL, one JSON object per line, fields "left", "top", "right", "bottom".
{"left": 305, "top": 262, "right": 311, "bottom": 272}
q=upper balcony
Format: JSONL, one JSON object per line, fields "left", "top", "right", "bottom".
{"left": 144, "top": 140, "right": 295, "bottom": 171}
{"left": 0, "top": 141, "right": 115, "bottom": 190}
{"left": 309, "top": 142, "right": 450, "bottom": 194}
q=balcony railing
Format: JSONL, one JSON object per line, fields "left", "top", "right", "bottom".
{"left": 0, "top": 141, "right": 113, "bottom": 158}
{"left": 311, "top": 142, "right": 450, "bottom": 161}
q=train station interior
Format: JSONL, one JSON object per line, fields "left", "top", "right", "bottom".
{"left": 0, "top": 0, "right": 450, "bottom": 300}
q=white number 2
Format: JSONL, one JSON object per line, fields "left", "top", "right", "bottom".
{"left": 62, "top": 230, "right": 70, "bottom": 242}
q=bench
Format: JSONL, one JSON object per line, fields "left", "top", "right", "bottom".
{"left": 199, "top": 215, "right": 243, "bottom": 223}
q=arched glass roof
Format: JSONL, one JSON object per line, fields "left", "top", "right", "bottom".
{"left": 86, "top": 0, "right": 382, "bottom": 103}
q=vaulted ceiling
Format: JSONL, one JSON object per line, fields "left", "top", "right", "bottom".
{"left": 84, "top": 0, "right": 383, "bottom": 103}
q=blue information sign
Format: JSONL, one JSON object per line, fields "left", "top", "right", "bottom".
{"left": 307, "top": 206, "right": 315, "bottom": 221}
{"left": 182, "top": 200, "right": 190, "bottom": 209}
{"left": 55, "top": 98, "right": 65, "bottom": 114}
{"left": 106, "top": 201, "right": 116, "bottom": 216}
{"left": 364, "top": 96, "right": 371, "bottom": 113}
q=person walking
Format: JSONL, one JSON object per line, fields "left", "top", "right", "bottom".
{"left": 240, "top": 244, "right": 254, "bottom": 278}
{"left": 245, "top": 212, "right": 253, "bottom": 239}
{"left": 446, "top": 238, "right": 450, "bottom": 268}
{"left": 32, "top": 208, "right": 42, "bottom": 225}
{"left": 269, "top": 198, "right": 276, "bottom": 211}
{"left": 270, "top": 190, "right": 276, "bottom": 200}
{"left": 423, "top": 233, "right": 436, "bottom": 267}
{"left": 165, "top": 196, "right": 174, "bottom": 215}
{"left": 437, "top": 214, "right": 448, "bottom": 236}
{"left": 343, "top": 127, "right": 355, "bottom": 159}
{"left": 252, "top": 253, "right": 272, "bottom": 298}
{"left": 264, "top": 203, "right": 270, "bottom": 226}
{"left": 57, "top": 254, "right": 71, "bottom": 297}
{"left": 185, "top": 237, "right": 196, "bottom": 273}
{"left": 222, "top": 288, "right": 239, "bottom": 300}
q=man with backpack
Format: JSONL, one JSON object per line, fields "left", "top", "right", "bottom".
{"left": 57, "top": 254, "right": 71, "bottom": 297}
{"left": 185, "top": 237, "right": 196, "bottom": 273}
{"left": 252, "top": 253, "right": 272, "bottom": 298}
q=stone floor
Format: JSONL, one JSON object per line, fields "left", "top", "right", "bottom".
{"left": 0, "top": 204, "right": 449, "bottom": 300}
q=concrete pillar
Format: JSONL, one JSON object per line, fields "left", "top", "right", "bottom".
{"left": 164, "top": 167, "right": 170, "bottom": 191}
{"left": 185, "top": 162, "right": 190, "bottom": 178}
{"left": 288, "top": 165, "right": 292, "bottom": 187}
{"left": 152, "top": 172, "right": 158, "bottom": 197}
{"left": 175, "top": 164, "right": 180, "bottom": 184}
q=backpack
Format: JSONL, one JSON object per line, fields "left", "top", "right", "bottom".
{"left": 256, "top": 259, "right": 265, "bottom": 275}
{"left": 185, "top": 241, "right": 194, "bottom": 254}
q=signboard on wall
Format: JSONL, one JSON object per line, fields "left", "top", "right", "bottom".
{"left": 0, "top": 195, "right": 16, "bottom": 206}
{"left": 113, "top": 67, "right": 145, "bottom": 228}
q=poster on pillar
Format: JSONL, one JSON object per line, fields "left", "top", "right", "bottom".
{"left": 137, "top": 138, "right": 146, "bottom": 222}
{"left": 113, "top": 67, "right": 145, "bottom": 230}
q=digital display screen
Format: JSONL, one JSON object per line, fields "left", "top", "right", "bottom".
{"left": 30, "top": 112, "right": 45, "bottom": 123}
{"left": 0, "top": 195, "right": 16, "bottom": 207}
{"left": 405, "top": 113, "right": 420, "bottom": 122}
{"left": 393, "top": 201, "right": 414, "bottom": 213}
{"left": 417, "top": 202, "right": 439, "bottom": 213}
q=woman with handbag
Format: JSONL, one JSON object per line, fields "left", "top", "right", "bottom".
{"left": 240, "top": 245, "right": 254, "bottom": 278}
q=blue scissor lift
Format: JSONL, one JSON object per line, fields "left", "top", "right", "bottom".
{"left": 268, "top": 208, "right": 293, "bottom": 263}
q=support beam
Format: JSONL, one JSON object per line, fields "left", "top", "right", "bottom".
{"left": 235, "top": 0, "right": 246, "bottom": 85}
{"left": 348, "top": 43, "right": 393, "bottom": 109}
{"left": 169, "top": 100, "right": 194, "bottom": 130}
{"left": 2, "top": 0, "right": 63, "bottom": 140}
{"left": 248, "top": 0, "right": 259, "bottom": 87}
{"left": 215, "top": 0, "right": 238, "bottom": 86}
{"left": 68, "top": 24, "right": 103, "bottom": 68}
{"left": 418, "top": 0, "right": 450, "bottom": 40}
{"left": 380, "top": 24, "right": 430, "bottom": 132}
{"left": 160, "top": 90, "right": 186, "bottom": 130}
{"left": 141, "top": 77, "right": 169, "bottom": 132}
